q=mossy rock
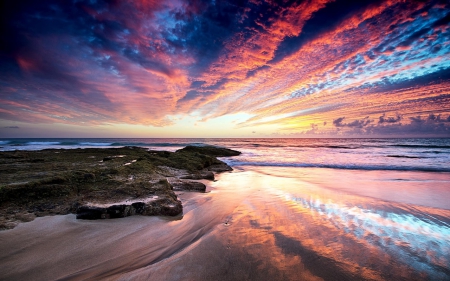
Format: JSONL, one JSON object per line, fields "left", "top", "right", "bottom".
{"left": 176, "top": 145, "right": 241, "bottom": 157}
{"left": 0, "top": 145, "right": 240, "bottom": 226}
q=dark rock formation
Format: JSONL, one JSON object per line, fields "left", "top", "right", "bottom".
{"left": 0, "top": 145, "right": 241, "bottom": 228}
{"left": 176, "top": 145, "right": 241, "bottom": 157}
{"left": 208, "top": 163, "right": 233, "bottom": 172}
{"left": 76, "top": 198, "right": 183, "bottom": 219}
{"left": 169, "top": 179, "right": 206, "bottom": 192}
{"left": 180, "top": 170, "right": 215, "bottom": 180}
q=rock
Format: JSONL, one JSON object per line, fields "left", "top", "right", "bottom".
{"left": 202, "top": 171, "right": 215, "bottom": 180}
{"left": 169, "top": 179, "right": 206, "bottom": 192}
{"left": 157, "top": 166, "right": 191, "bottom": 178}
{"left": 107, "top": 204, "right": 136, "bottom": 218}
{"left": 0, "top": 145, "right": 241, "bottom": 228}
{"left": 141, "top": 198, "right": 183, "bottom": 216}
{"left": 83, "top": 173, "right": 96, "bottom": 182}
{"left": 180, "top": 170, "right": 215, "bottom": 180}
{"left": 76, "top": 198, "right": 183, "bottom": 219}
{"left": 76, "top": 206, "right": 107, "bottom": 219}
{"left": 15, "top": 212, "right": 36, "bottom": 222}
{"left": 175, "top": 145, "right": 241, "bottom": 157}
{"left": 131, "top": 202, "right": 146, "bottom": 214}
{"left": 208, "top": 163, "right": 233, "bottom": 172}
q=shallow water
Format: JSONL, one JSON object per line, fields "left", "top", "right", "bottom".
{"left": 1, "top": 167, "right": 449, "bottom": 280}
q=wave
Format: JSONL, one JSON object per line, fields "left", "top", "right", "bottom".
{"left": 111, "top": 142, "right": 206, "bottom": 147}
{"left": 228, "top": 144, "right": 450, "bottom": 153}
{"left": 390, "top": 144, "right": 450, "bottom": 149}
{"left": 425, "top": 151, "right": 443, "bottom": 154}
{"left": 27, "top": 141, "right": 62, "bottom": 145}
{"left": 236, "top": 144, "right": 364, "bottom": 149}
{"left": 59, "top": 141, "right": 82, "bottom": 146}
{"left": 3, "top": 141, "right": 114, "bottom": 147}
{"left": 0, "top": 140, "right": 210, "bottom": 149}
{"left": 228, "top": 161, "right": 450, "bottom": 173}
{"left": 386, "top": 155, "right": 424, "bottom": 159}
{"left": 79, "top": 142, "right": 114, "bottom": 146}
{"left": 314, "top": 145, "right": 360, "bottom": 149}
{"left": 266, "top": 144, "right": 449, "bottom": 150}
{"left": 238, "top": 143, "right": 406, "bottom": 149}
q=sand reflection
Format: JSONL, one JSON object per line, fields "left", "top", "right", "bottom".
{"left": 0, "top": 167, "right": 449, "bottom": 280}
{"left": 204, "top": 168, "right": 450, "bottom": 280}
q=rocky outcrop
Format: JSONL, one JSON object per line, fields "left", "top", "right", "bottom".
{"left": 76, "top": 198, "right": 183, "bottom": 219}
{"left": 176, "top": 145, "right": 241, "bottom": 157}
{"left": 168, "top": 178, "right": 206, "bottom": 192}
{"left": 0, "top": 145, "right": 241, "bottom": 228}
{"left": 180, "top": 170, "right": 215, "bottom": 180}
{"left": 207, "top": 163, "right": 233, "bottom": 172}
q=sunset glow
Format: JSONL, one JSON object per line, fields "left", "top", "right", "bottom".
{"left": 1, "top": 0, "right": 449, "bottom": 137}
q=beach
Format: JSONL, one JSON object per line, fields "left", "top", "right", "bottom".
{"left": 0, "top": 138, "right": 449, "bottom": 280}
{"left": 2, "top": 0, "right": 450, "bottom": 279}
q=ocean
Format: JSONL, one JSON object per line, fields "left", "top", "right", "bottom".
{"left": 1, "top": 137, "right": 449, "bottom": 172}
{"left": 0, "top": 138, "right": 449, "bottom": 280}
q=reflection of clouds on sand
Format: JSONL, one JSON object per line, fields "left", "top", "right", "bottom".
{"left": 277, "top": 189, "right": 450, "bottom": 277}
{"left": 0, "top": 167, "right": 449, "bottom": 280}
{"left": 209, "top": 168, "right": 450, "bottom": 280}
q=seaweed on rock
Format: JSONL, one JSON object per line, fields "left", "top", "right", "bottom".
{"left": 0, "top": 146, "right": 239, "bottom": 229}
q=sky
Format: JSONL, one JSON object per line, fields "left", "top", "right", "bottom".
{"left": 0, "top": 0, "right": 449, "bottom": 138}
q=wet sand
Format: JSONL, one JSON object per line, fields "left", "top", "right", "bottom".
{"left": 1, "top": 168, "right": 449, "bottom": 280}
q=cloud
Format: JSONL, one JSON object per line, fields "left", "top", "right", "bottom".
{"left": 0, "top": 0, "right": 449, "bottom": 137}
{"left": 333, "top": 117, "right": 346, "bottom": 127}
{"left": 0, "top": 0, "right": 194, "bottom": 126}
{"left": 269, "top": 0, "right": 382, "bottom": 64}
{"left": 408, "top": 114, "right": 450, "bottom": 125}
{"left": 424, "top": 113, "right": 450, "bottom": 123}
{"left": 368, "top": 114, "right": 450, "bottom": 136}
{"left": 379, "top": 114, "right": 402, "bottom": 124}
{"left": 193, "top": 0, "right": 450, "bottom": 127}
{"left": 327, "top": 113, "right": 450, "bottom": 137}
{"left": 333, "top": 117, "right": 371, "bottom": 128}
